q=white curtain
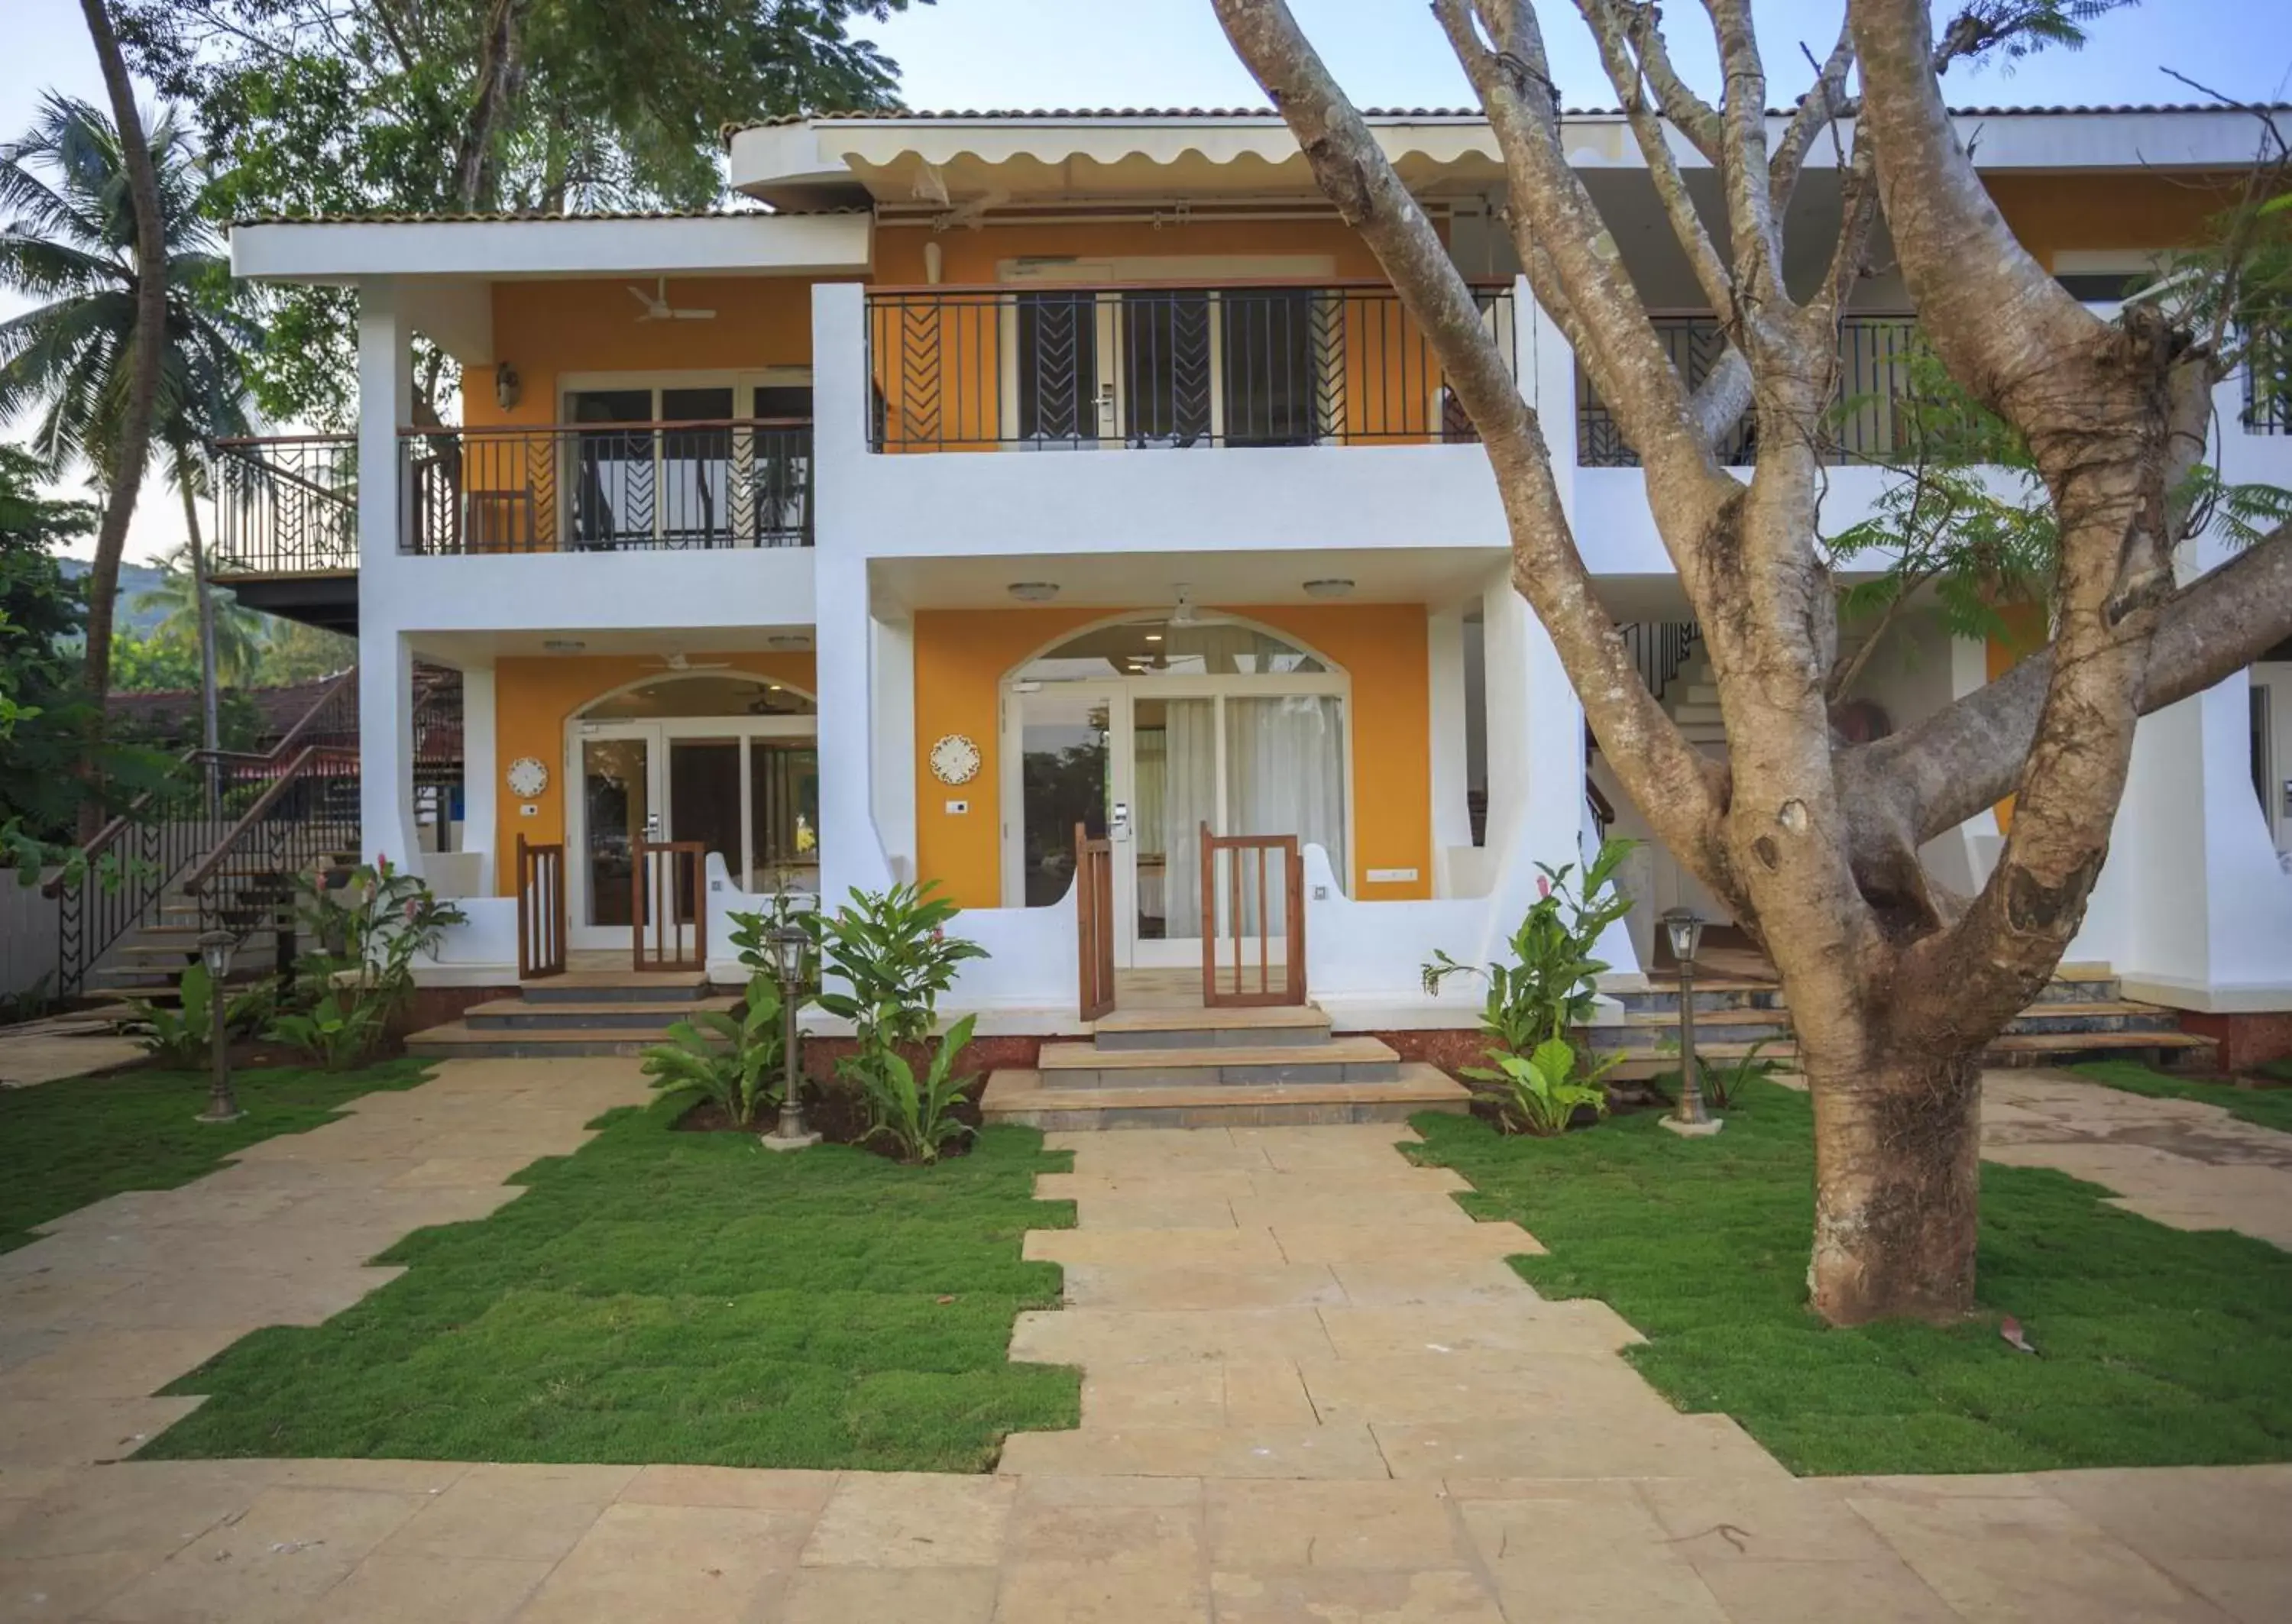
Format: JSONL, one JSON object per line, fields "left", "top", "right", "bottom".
{"left": 1159, "top": 699, "right": 1217, "bottom": 937}
{"left": 1225, "top": 696, "right": 1347, "bottom": 933}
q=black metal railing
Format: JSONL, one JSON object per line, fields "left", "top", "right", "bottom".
{"left": 865, "top": 281, "right": 1514, "bottom": 451}
{"left": 2243, "top": 345, "right": 2289, "bottom": 435}
{"left": 1578, "top": 315, "right": 1923, "bottom": 467}
{"left": 1619, "top": 620, "right": 1703, "bottom": 703}
{"left": 48, "top": 669, "right": 360, "bottom": 997}
{"left": 402, "top": 419, "right": 813, "bottom": 553}
{"left": 211, "top": 434, "right": 359, "bottom": 574}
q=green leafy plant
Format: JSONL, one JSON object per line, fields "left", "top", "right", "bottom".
{"left": 262, "top": 988, "right": 386, "bottom": 1071}
{"left": 124, "top": 961, "right": 272, "bottom": 1067}
{"left": 1425, "top": 836, "right": 1636, "bottom": 1054}
{"left": 1468, "top": 1036, "right": 1615, "bottom": 1137}
{"left": 807, "top": 881, "right": 988, "bottom": 1047}
{"left": 640, "top": 972, "right": 785, "bottom": 1129}
{"left": 274, "top": 857, "right": 466, "bottom": 1068}
{"left": 859, "top": 1013, "right": 980, "bottom": 1164}
{"left": 1698, "top": 1038, "right": 1796, "bottom": 1111}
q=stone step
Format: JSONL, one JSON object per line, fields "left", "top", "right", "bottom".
{"left": 404, "top": 1020, "right": 704, "bottom": 1059}
{"left": 1037, "top": 1035, "right": 1400, "bottom": 1089}
{"left": 1684, "top": 684, "right": 1720, "bottom": 704}
{"left": 1671, "top": 703, "right": 1724, "bottom": 724}
{"left": 517, "top": 970, "right": 714, "bottom": 1004}
{"left": 2002, "top": 1001, "right": 2183, "bottom": 1035}
{"left": 1606, "top": 981, "right": 1789, "bottom": 1015}
{"left": 463, "top": 996, "right": 740, "bottom": 1031}
{"left": 1089, "top": 1004, "right": 1332, "bottom": 1052}
{"left": 1597, "top": 1024, "right": 2211, "bottom": 1081}
{"left": 978, "top": 1063, "right": 1471, "bottom": 1131}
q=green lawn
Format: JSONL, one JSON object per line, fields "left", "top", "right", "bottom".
{"left": 2070, "top": 1059, "right": 2292, "bottom": 1134}
{"left": 141, "top": 1104, "right": 1080, "bottom": 1472}
{"left": 1408, "top": 1083, "right": 2292, "bottom": 1476}
{"left": 1, "top": 1057, "right": 432, "bottom": 1252}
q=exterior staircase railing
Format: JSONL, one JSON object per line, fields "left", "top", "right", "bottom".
{"left": 47, "top": 668, "right": 360, "bottom": 998}
{"left": 1617, "top": 620, "right": 1703, "bottom": 704}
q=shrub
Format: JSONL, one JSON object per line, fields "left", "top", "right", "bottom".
{"left": 124, "top": 961, "right": 272, "bottom": 1068}
{"left": 270, "top": 857, "right": 466, "bottom": 1069}
{"left": 1468, "top": 1036, "right": 1615, "bottom": 1136}
{"left": 266, "top": 988, "right": 387, "bottom": 1071}
{"left": 860, "top": 1013, "right": 980, "bottom": 1164}
{"left": 641, "top": 972, "right": 785, "bottom": 1128}
{"left": 1653, "top": 1038, "right": 1795, "bottom": 1112}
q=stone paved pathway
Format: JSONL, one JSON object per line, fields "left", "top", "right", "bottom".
{"left": 0, "top": 1010, "right": 144, "bottom": 1090}
{"left": 1982, "top": 1069, "right": 2292, "bottom": 1249}
{"left": 0, "top": 1066, "right": 2287, "bottom": 1619}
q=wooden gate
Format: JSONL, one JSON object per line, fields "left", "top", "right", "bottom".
{"left": 631, "top": 839, "right": 708, "bottom": 972}
{"left": 515, "top": 836, "right": 566, "bottom": 980}
{"left": 1076, "top": 822, "right": 1115, "bottom": 1021}
{"left": 1199, "top": 823, "right": 1306, "bottom": 1008}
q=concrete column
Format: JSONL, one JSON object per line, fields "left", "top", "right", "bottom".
{"left": 811, "top": 281, "right": 896, "bottom": 907}
{"left": 354, "top": 285, "right": 422, "bottom": 874}
{"left": 1426, "top": 603, "right": 1473, "bottom": 894}
{"left": 459, "top": 663, "right": 497, "bottom": 892}
{"left": 870, "top": 613, "right": 916, "bottom": 883}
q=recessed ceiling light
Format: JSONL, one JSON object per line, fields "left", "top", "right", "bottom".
{"left": 1008, "top": 581, "right": 1060, "bottom": 603}
{"left": 1144, "top": 632, "right": 1164, "bottom": 642}
{"left": 542, "top": 638, "right": 587, "bottom": 653}
{"left": 1303, "top": 578, "right": 1355, "bottom": 599}
{"left": 767, "top": 684, "right": 783, "bottom": 691}
{"left": 766, "top": 632, "right": 811, "bottom": 649}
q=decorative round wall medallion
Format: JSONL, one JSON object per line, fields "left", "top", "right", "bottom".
{"left": 929, "top": 733, "right": 983, "bottom": 785}
{"left": 506, "top": 756, "right": 550, "bottom": 798}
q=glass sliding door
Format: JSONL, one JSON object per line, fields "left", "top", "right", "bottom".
{"left": 1012, "top": 687, "right": 1112, "bottom": 907}
{"left": 749, "top": 742, "right": 819, "bottom": 892}
{"left": 580, "top": 729, "right": 656, "bottom": 929}
{"left": 1138, "top": 697, "right": 1216, "bottom": 956}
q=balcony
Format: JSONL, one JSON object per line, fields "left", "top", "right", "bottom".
{"left": 209, "top": 434, "right": 361, "bottom": 631}
{"left": 864, "top": 282, "right": 1514, "bottom": 452}
{"left": 402, "top": 420, "right": 813, "bottom": 554}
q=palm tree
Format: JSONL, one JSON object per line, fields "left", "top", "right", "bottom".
{"left": 131, "top": 546, "right": 268, "bottom": 685}
{"left": 0, "top": 91, "right": 259, "bottom": 778}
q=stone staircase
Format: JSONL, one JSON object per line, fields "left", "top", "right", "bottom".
{"left": 405, "top": 971, "right": 733, "bottom": 1059}
{"left": 979, "top": 1004, "right": 1473, "bottom": 1130}
{"left": 1591, "top": 964, "right": 2212, "bottom": 1078}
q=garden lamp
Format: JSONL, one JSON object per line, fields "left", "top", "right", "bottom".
{"left": 760, "top": 919, "right": 820, "bottom": 1151}
{"left": 1659, "top": 908, "right": 1718, "bottom": 1136}
{"left": 196, "top": 929, "right": 244, "bottom": 1124}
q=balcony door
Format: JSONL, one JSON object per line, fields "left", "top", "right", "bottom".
{"left": 558, "top": 370, "right": 811, "bottom": 549}
{"left": 999, "top": 257, "right": 1337, "bottom": 449}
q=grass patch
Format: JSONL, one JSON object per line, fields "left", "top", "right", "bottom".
{"left": 141, "top": 1103, "right": 1080, "bottom": 1472}
{"left": 0, "top": 1058, "right": 432, "bottom": 1252}
{"left": 2070, "top": 1059, "right": 2292, "bottom": 1134}
{"left": 1408, "top": 1082, "right": 2292, "bottom": 1476}
{"left": 2262, "top": 1057, "right": 2292, "bottom": 1085}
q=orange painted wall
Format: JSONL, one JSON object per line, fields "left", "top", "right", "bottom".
{"left": 490, "top": 652, "right": 817, "bottom": 892}
{"left": 1983, "top": 603, "right": 2051, "bottom": 834}
{"left": 911, "top": 604, "right": 1431, "bottom": 910}
{"left": 1988, "top": 171, "right": 2250, "bottom": 267}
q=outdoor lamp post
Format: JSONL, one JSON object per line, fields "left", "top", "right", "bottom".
{"left": 1659, "top": 908, "right": 1720, "bottom": 1137}
{"left": 196, "top": 930, "right": 244, "bottom": 1124}
{"left": 759, "top": 920, "right": 820, "bottom": 1151}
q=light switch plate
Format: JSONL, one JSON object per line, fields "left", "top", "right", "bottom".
{"left": 520, "top": 803, "right": 539, "bottom": 817}
{"left": 1366, "top": 866, "right": 1419, "bottom": 884}
{"left": 945, "top": 799, "right": 970, "bottom": 814}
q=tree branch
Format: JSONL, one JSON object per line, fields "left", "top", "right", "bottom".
{"left": 1698, "top": 0, "right": 1786, "bottom": 306}
{"left": 1770, "top": 16, "right": 1854, "bottom": 219}
{"left": 1210, "top": 0, "right": 1729, "bottom": 881}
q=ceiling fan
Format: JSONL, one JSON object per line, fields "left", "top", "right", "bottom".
{"left": 646, "top": 652, "right": 730, "bottom": 673}
{"left": 628, "top": 277, "right": 716, "bottom": 322}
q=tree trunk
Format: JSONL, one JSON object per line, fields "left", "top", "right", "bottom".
{"left": 75, "top": 0, "right": 169, "bottom": 833}
{"left": 180, "top": 477, "right": 222, "bottom": 810}
{"left": 1806, "top": 1041, "right": 1984, "bottom": 1324}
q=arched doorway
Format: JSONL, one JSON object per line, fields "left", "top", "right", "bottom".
{"left": 566, "top": 671, "right": 818, "bottom": 949}
{"left": 999, "top": 613, "right": 1351, "bottom": 969}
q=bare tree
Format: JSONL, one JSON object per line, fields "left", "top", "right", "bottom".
{"left": 73, "top": 0, "right": 170, "bottom": 751}
{"left": 1210, "top": 0, "right": 2292, "bottom": 1323}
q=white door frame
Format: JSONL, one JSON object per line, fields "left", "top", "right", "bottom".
{"left": 566, "top": 710, "right": 819, "bottom": 949}
{"left": 1000, "top": 669, "right": 1355, "bottom": 969}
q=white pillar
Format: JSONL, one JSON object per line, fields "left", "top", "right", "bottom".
{"left": 460, "top": 663, "right": 497, "bottom": 891}
{"left": 871, "top": 613, "right": 916, "bottom": 883}
{"left": 811, "top": 281, "right": 896, "bottom": 907}
{"left": 1426, "top": 603, "right": 1473, "bottom": 894}
{"left": 354, "top": 284, "right": 422, "bottom": 875}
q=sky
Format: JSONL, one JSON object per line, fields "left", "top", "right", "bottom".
{"left": 4, "top": 0, "right": 2290, "bottom": 564}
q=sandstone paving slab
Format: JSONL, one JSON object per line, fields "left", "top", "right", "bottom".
{"left": 0, "top": 1327, "right": 262, "bottom": 1402}
{"left": 775, "top": 1563, "right": 1002, "bottom": 1624}
{"left": 1206, "top": 1478, "right": 1468, "bottom": 1571}
{"left": 66, "top": 1263, "right": 405, "bottom": 1332}
{"left": 1379, "top": 1410, "right": 1790, "bottom": 1483}
{"left": 0, "top": 1460, "right": 280, "bottom": 1560}
{"left": 2028, "top": 1465, "right": 2292, "bottom": 1564}
{"left": 1293, "top": 1350, "right": 1688, "bottom": 1428}
{"left": 1208, "top": 1567, "right": 1504, "bottom": 1623}
{"left": 1060, "top": 1260, "right": 1345, "bottom": 1312}
{"left": 374, "top": 1472, "right": 618, "bottom": 1564}
{"left": 1045, "top": 1127, "right": 1274, "bottom": 1169}
{"left": 1012, "top": 1306, "right": 1339, "bottom": 1367}
{"left": 1037, "top": 1169, "right": 1263, "bottom": 1202}
{"left": 1847, "top": 1486, "right": 2232, "bottom": 1622}
{"left": 88, "top": 1484, "right": 430, "bottom": 1624}
{"left": 0, "top": 1397, "right": 206, "bottom": 1469}
{"left": 1326, "top": 1257, "right": 1536, "bottom": 1308}
{"left": 322, "top": 1551, "right": 555, "bottom": 1624}
{"left": 1082, "top": 1360, "right": 1318, "bottom": 1430}
{"left": 1073, "top": 1194, "right": 1241, "bottom": 1231}
{"left": 1005, "top": 1474, "right": 1201, "bottom": 1568}
{"left": 992, "top": 1558, "right": 1210, "bottom": 1624}
{"left": 1316, "top": 1300, "right": 1645, "bottom": 1360}
{"left": 1461, "top": 1481, "right": 1733, "bottom": 1621}
{"left": 2151, "top": 1558, "right": 2292, "bottom": 1624}
{"left": 1245, "top": 1163, "right": 1472, "bottom": 1194}
{"left": 1267, "top": 1220, "right": 1543, "bottom": 1264}
{"left": 0, "top": 1270, "right": 144, "bottom": 1332}
{"left": 618, "top": 1464, "right": 839, "bottom": 1513}
{"left": 0, "top": 1548, "right": 158, "bottom": 1621}
{"left": 1024, "top": 1226, "right": 1287, "bottom": 1267}
{"left": 799, "top": 1471, "right": 1013, "bottom": 1568}
{"left": 997, "top": 1422, "right": 1392, "bottom": 1480}
{"left": 1225, "top": 1189, "right": 1480, "bottom": 1231}
{"left": 1690, "top": 1555, "right": 1963, "bottom": 1622}
{"left": 1632, "top": 1474, "right": 1901, "bottom": 1565}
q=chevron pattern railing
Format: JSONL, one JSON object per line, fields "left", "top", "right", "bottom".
{"left": 864, "top": 282, "right": 1514, "bottom": 451}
